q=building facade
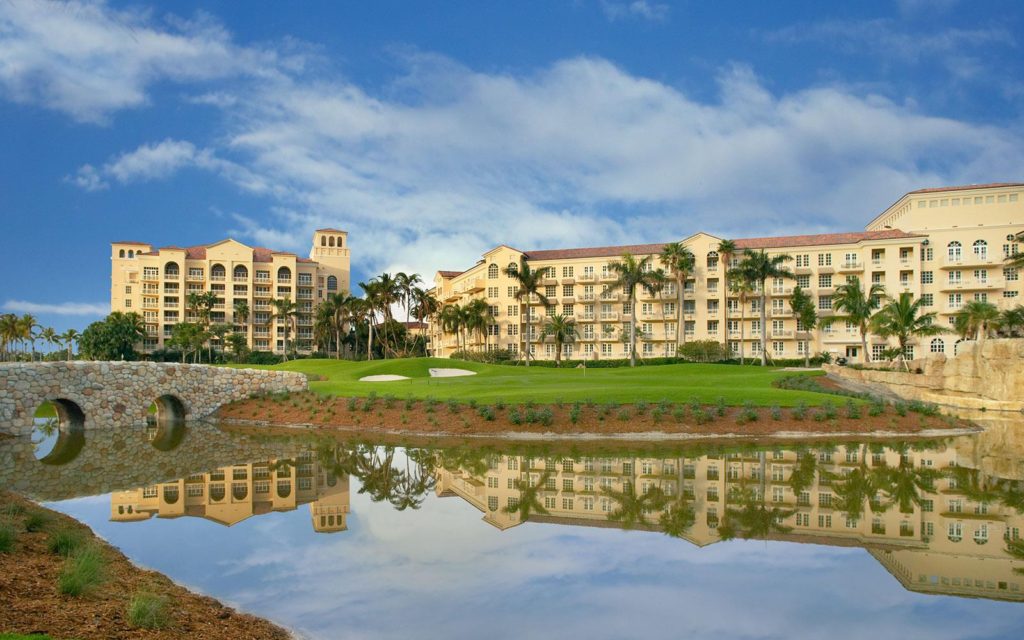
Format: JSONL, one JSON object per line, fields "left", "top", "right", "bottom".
{"left": 110, "top": 230, "right": 350, "bottom": 355}
{"left": 429, "top": 184, "right": 1023, "bottom": 363}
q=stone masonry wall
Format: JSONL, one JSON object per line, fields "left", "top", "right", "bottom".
{"left": 0, "top": 362, "right": 307, "bottom": 436}
{"left": 825, "top": 338, "right": 1024, "bottom": 412}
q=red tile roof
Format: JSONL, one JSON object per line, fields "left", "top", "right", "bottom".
{"left": 137, "top": 242, "right": 310, "bottom": 264}
{"left": 315, "top": 228, "right": 347, "bottom": 233}
{"left": 437, "top": 270, "right": 463, "bottom": 278}
{"left": 518, "top": 229, "right": 923, "bottom": 262}
{"left": 907, "top": 182, "right": 1024, "bottom": 195}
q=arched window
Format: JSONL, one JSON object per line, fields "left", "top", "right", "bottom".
{"left": 707, "top": 251, "right": 719, "bottom": 268}
{"left": 327, "top": 275, "right": 338, "bottom": 291}
{"left": 277, "top": 266, "right": 291, "bottom": 282}
{"left": 163, "top": 486, "right": 179, "bottom": 504}
{"left": 119, "top": 249, "right": 125, "bottom": 258}
{"left": 128, "top": 250, "right": 134, "bottom": 258}
{"left": 930, "top": 338, "right": 945, "bottom": 353}
{"left": 972, "top": 239, "right": 987, "bottom": 259}
{"left": 954, "top": 339, "right": 965, "bottom": 356}
{"left": 329, "top": 236, "right": 335, "bottom": 247}
{"left": 488, "top": 263, "right": 499, "bottom": 279}
{"left": 336, "top": 236, "right": 343, "bottom": 247}
{"left": 506, "top": 262, "right": 518, "bottom": 275}
{"left": 947, "top": 241, "right": 962, "bottom": 261}
{"left": 164, "top": 261, "right": 180, "bottom": 278}
{"left": 233, "top": 265, "right": 248, "bottom": 280}
{"left": 321, "top": 236, "right": 327, "bottom": 246}
{"left": 210, "top": 264, "right": 226, "bottom": 281}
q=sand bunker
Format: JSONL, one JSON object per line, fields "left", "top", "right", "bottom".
{"left": 429, "top": 368, "right": 477, "bottom": 378}
{"left": 359, "top": 374, "right": 411, "bottom": 382}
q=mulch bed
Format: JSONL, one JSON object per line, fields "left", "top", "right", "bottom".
{"left": 0, "top": 492, "right": 290, "bottom": 640}
{"left": 217, "top": 391, "right": 973, "bottom": 439}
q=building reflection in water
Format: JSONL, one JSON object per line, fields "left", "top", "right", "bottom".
{"left": 105, "top": 437, "right": 1024, "bottom": 601}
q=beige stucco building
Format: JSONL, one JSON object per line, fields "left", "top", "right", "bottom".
{"left": 110, "top": 449, "right": 350, "bottom": 533}
{"left": 429, "top": 183, "right": 1023, "bottom": 363}
{"left": 110, "top": 230, "right": 350, "bottom": 355}
{"left": 435, "top": 441, "right": 1024, "bottom": 601}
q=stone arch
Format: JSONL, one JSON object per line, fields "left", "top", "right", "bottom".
{"left": 277, "top": 481, "right": 291, "bottom": 498}
{"left": 321, "top": 235, "right": 327, "bottom": 246}
{"left": 707, "top": 251, "right": 719, "bottom": 267}
{"left": 163, "top": 486, "right": 179, "bottom": 504}
{"left": 930, "top": 338, "right": 945, "bottom": 353}
{"left": 150, "top": 394, "right": 187, "bottom": 426}
{"left": 233, "top": 483, "right": 248, "bottom": 500}
{"left": 33, "top": 399, "right": 86, "bottom": 465}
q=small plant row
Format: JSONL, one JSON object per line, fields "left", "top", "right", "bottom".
{"left": 0, "top": 499, "right": 171, "bottom": 630}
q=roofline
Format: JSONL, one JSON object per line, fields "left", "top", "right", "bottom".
{"left": 867, "top": 182, "right": 1024, "bottom": 230}
{"left": 111, "top": 241, "right": 150, "bottom": 246}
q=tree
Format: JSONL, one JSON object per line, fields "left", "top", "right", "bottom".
{"left": 998, "top": 305, "right": 1024, "bottom": 337}
{"left": 411, "top": 288, "right": 440, "bottom": 355}
{"left": 828, "top": 277, "right": 885, "bottom": 363}
{"left": 869, "top": 293, "right": 948, "bottom": 370}
{"left": 209, "top": 323, "right": 233, "bottom": 359}
{"left": 38, "top": 327, "right": 59, "bottom": 359}
{"left": 464, "top": 298, "right": 492, "bottom": 352}
{"left": 544, "top": 313, "right": 578, "bottom": 367}
{"left": 233, "top": 299, "right": 250, "bottom": 327}
{"left": 17, "top": 314, "right": 39, "bottom": 361}
{"left": 58, "top": 328, "right": 80, "bottom": 361}
{"left": 503, "top": 472, "right": 552, "bottom": 522}
{"left": 326, "top": 292, "right": 357, "bottom": 358}
{"left": 272, "top": 298, "right": 299, "bottom": 362}
{"left": 79, "top": 312, "right": 146, "bottom": 361}
{"left": 0, "top": 314, "right": 18, "bottom": 361}
{"left": 226, "top": 332, "right": 249, "bottom": 362}
{"left": 1005, "top": 231, "right": 1024, "bottom": 270}
{"left": 396, "top": 272, "right": 423, "bottom": 354}
{"left": 363, "top": 273, "right": 402, "bottom": 359}
{"left": 734, "top": 249, "right": 794, "bottom": 366}
{"left": 660, "top": 242, "right": 695, "bottom": 350}
{"left": 439, "top": 304, "right": 467, "bottom": 353}
{"left": 504, "top": 261, "right": 549, "bottom": 366}
{"left": 727, "top": 270, "right": 755, "bottom": 365}
{"left": 608, "top": 253, "right": 662, "bottom": 367}
{"left": 602, "top": 482, "right": 669, "bottom": 529}
{"left": 167, "top": 322, "right": 206, "bottom": 363}
{"left": 788, "top": 286, "right": 817, "bottom": 367}
{"left": 954, "top": 300, "right": 1001, "bottom": 350}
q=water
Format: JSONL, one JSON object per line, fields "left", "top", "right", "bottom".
{"left": 3, "top": 420, "right": 1024, "bottom": 639}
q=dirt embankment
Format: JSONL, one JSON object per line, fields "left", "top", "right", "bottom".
{"left": 217, "top": 391, "right": 974, "bottom": 439}
{"left": 0, "top": 492, "right": 290, "bottom": 640}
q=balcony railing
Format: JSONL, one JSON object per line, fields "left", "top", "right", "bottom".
{"left": 210, "top": 274, "right": 226, "bottom": 282}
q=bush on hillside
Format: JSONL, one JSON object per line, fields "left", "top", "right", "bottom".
{"left": 677, "top": 340, "right": 728, "bottom": 363}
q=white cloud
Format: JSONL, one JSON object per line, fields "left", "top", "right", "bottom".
{"left": 2, "top": 300, "right": 109, "bottom": 315}
{"left": 22, "top": 3, "right": 1024, "bottom": 284}
{"left": 0, "top": 0, "right": 302, "bottom": 123}
{"left": 65, "top": 163, "right": 107, "bottom": 191}
{"left": 600, "top": 1, "right": 670, "bottom": 22}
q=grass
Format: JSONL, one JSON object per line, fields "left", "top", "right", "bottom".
{"left": 0, "top": 520, "right": 17, "bottom": 553}
{"left": 58, "top": 544, "right": 107, "bottom": 597}
{"left": 228, "top": 357, "right": 833, "bottom": 406}
{"left": 127, "top": 591, "right": 171, "bottom": 630}
{"left": 0, "top": 635, "right": 61, "bottom": 640}
{"left": 47, "top": 528, "right": 87, "bottom": 557}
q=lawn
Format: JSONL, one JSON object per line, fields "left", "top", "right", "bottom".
{"left": 228, "top": 358, "right": 834, "bottom": 406}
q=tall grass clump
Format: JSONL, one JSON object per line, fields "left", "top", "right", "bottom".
{"left": 127, "top": 591, "right": 171, "bottom": 630}
{"left": 24, "top": 510, "right": 50, "bottom": 532}
{"left": 0, "top": 520, "right": 17, "bottom": 553}
{"left": 47, "top": 527, "right": 87, "bottom": 557}
{"left": 58, "top": 544, "right": 107, "bottom": 597}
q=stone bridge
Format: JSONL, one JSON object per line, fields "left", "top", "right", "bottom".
{"left": 0, "top": 361, "right": 307, "bottom": 437}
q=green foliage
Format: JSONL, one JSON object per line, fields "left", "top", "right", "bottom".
{"left": 635, "top": 400, "right": 649, "bottom": 415}
{"left": 346, "top": 397, "right": 358, "bottom": 412}
{"left": 477, "top": 405, "right": 496, "bottom": 421}
{"left": 58, "top": 544, "right": 107, "bottom": 597}
{"left": 651, "top": 406, "right": 666, "bottom": 423}
{"left": 616, "top": 407, "right": 632, "bottom": 421}
{"left": 792, "top": 402, "right": 807, "bottom": 421}
{"left": 78, "top": 311, "right": 146, "bottom": 361}
{"left": 508, "top": 407, "right": 523, "bottom": 425}
{"left": 569, "top": 403, "right": 582, "bottom": 425}
{"left": 672, "top": 406, "right": 686, "bottom": 423}
{"left": 736, "top": 401, "right": 759, "bottom": 424}
{"left": 895, "top": 402, "right": 908, "bottom": 417}
{"left": 0, "top": 520, "right": 16, "bottom": 553}
{"left": 676, "top": 340, "right": 729, "bottom": 363}
{"left": 447, "top": 398, "right": 461, "bottom": 414}
{"left": 845, "top": 400, "right": 862, "bottom": 420}
{"left": 47, "top": 527, "right": 87, "bottom": 557}
{"left": 127, "top": 591, "right": 171, "bottom": 630}
{"left": 770, "top": 405, "right": 783, "bottom": 421}
{"left": 692, "top": 407, "right": 712, "bottom": 425}
{"left": 868, "top": 400, "right": 885, "bottom": 417}
{"left": 24, "top": 511, "right": 49, "bottom": 532}
{"left": 715, "top": 397, "right": 727, "bottom": 417}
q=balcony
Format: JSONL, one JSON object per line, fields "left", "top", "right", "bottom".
{"left": 838, "top": 261, "right": 863, "bottom": 272}
{"left": 187, "top": 273, "right": 205, "bottom": 282}
{"left": 463, "top": 278, "right": 486, "bottom": 293}
{"left": 142, "top": 271, "right": 160, "bottom": 282}
{"left": 599, "top": 272, "right": 617, "bottom": 283}
{"left": 599, "top": 333, "right": 618, "bottom": 342}
{"left": 163, "top": 301, "right": 179, "bottom": 309}
{"left": 770, "top": 287, "right": 793, "bottom": 296}
{"left": 520, "top": 314, "right": 540, "bottom": 323}
{"left": 794, "top": 266, "right": 812, "bottom": 276}
{"left": 599, "top": 292, "right": 621, "bottom": 302}
{"left": 233, "top": 276, "right": 248, "bottom": 283}
{"left": 255, "top": 274, "right": 271, "bottom": 283}
{"left": 578, "top": 272, "right": 596, "bottom": 282}
{"left": 599, "top": 312, "right": 619, "bottom": 321}
{"left": 817, "top": 265, "right": 834, "bottom": 274}
{"left": 278, "top": 277, "right": 292, "bottom": 284}
{"left": 541, "top": 277, "right": 557, "bottom": 286}
{"left": 210, "top": 274, "right": 226, "bottom": 282}
{"left": 706, "top": 307, "right": 720, "bottom": 316}
{"left": 941, "top": 253, "right": 998, "bottom": 269}
{"left": 939, "top": 278, "right": 1005, "bottom": 291}
{"left": 561, "top": 277, "right": 576, "bottom": 285}
{"left": 771, "top": 329, "right": 793, "bottom": 338}
{"left": 577, "top": 293, "right": 596, "bottom": 302}
{"left": 771, "top": 308, "right": 789, "bottom": 317}
{"left": 579, "top": 313, "right": 596, "bottom": 321}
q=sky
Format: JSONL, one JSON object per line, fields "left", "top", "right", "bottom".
{"left": 1, "top": 0, "right": 1023, "bottom": 333}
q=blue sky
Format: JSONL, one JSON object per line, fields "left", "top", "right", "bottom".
{"left": 2, "top": 0, "right": 1023, "bottom": 332}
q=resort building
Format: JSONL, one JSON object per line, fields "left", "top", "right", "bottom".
{"left": 435, "top": 442, "right": 1024, "bottom": 602}
{"left": 110, "top": 450, "right": 351, "bottom": 533}
{"left": 110, "top": 230, "right": 350, "bottom": 355}
{"left": 429, "top": 183, "right": 1023, "bottom": 363}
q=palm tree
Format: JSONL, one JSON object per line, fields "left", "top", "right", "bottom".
{"left": 879, "top": 459, "right": 941, "bottom": 514}
{"left": 396, "top": 272, "right": 423, "bottom": 354}
{"left": 954, "top": 300, "right": 1001, "bottom": 350}
{"left": 347, "top": 297, "right": 371, "bottom": 360}
{"left": 272, "top": 298, "right": 299, "bottom": 361}
{"left": 999, "top": 305, "right": 1024, "bottom": 337}
{"left": 608, "top": 253, "right": 663, "bottom": 367}
{"left": 828, "top": 277, "right": 885, "bottom": 364}
{"left": 727, "top": 270, "right": 755, "bottom": 365}
{"left": 18, "top": 314, "right": 39, "bottom": 361}
{"left": 869, "top": 293, "right": 948, "bottom": 370}
{"left": 439, "top": 304, "right": 467, "bottom": 353}
{"left": 233, "top": 299, "right": 250, "bottom": 328}
{"left": 660, "top": 242, "right": 695, "bottom": 351}
{"left": 503, "top": 471, "right": 552, "bottom": 522}
{"left": 788, "top": 286, "right": 817, "bottom": 367}
{"left": 411, "top": 288, "right": 440, "bottom": 355}
{"left": 602, "top": 482, "right": 669, "bottom": 529}
{"left": 734, "top": 249, "right": 794, "bottom": 365}
{"left": 544, "top": 313, "right": 578, "bottom": 367}
{"left": 504, "top": 261, "right": 549, "bottom": 366}
{"left": 209, "top": 323, "right": 232, "bottom": 358}
{"left": 58, "top": 328, "right": 80, "bottom": 361}
{"left": 39, "top": 327, "right": 59, "bottom": 358}
{"left": 326, "top": 292, "right": 357, "bottom": 358}
{"left": 717, "top": 239, "right": 737, "bottom": 330}
{"left": 368, "top": 272, "right": 402, "bottom": 358}
{"left": 0, "top": 314, "right": 18, "bottom": 361}
{"left": 463, "top": 298, "right": 492, "bottom": 351}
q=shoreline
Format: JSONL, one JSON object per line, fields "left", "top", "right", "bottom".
{"left": 0, "top": 491, "right": 291, "bottom": 640}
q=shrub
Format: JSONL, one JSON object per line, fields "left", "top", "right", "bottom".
{"left": 736, "top": 402, "right": 759, "bottom": 424}
{"left": 672, "top": 406, "right": 687, "bottom": 423}
{"left": 467, "top": 399, "right": 478, "bottom": 410}
{"left": 383, "top": 395, "right": 396, "bottom": 409}
{"left": 0, "top": 521, "right": 16, "bottom": 553}
{"left": 677, "top": 340, "right": 729, "bottom": 363}
{"left": 715, "top": 397, "right": 727, "bottom": 417}
{"left": 792, "top": 402, "right": 807, "bottom": 421}
{"left": 895, "top": 402, "right": 908, "bottom": 417}
{"left": 47, "top": 528, "right": 87, "bottom": 557}
{"left": 908, "top": 401, "right": 941, "bottom": 417}
{"left": 822, "top": 402, "right": 838, "bottom": 420}
{"left": 24, "top": 511, "right": 49, "bottom": 532}
{"left": 447, "top": 399, "right": 461, "bottom": 414}
{"left": 127, "top": 591, "right": 171, "bottom": 630}
{"left": 569, "top": 403, "right": 582, "bottom": 425}
{"left": 868, "top": 401, "right": 885, "bottom": 417}
{"left": 616, "top": 407, "right": 632, "bottom": 422}
{"left": 770, "top": 406, "right": 783, "bottom": 421}
{"left": 508, "top": 408, "right": 523, "bottom": 425}
{"left": 58, "top": 544, "right": 106, "bottom": 597}
{"left": 692, "top": 407, "right": 712, "bottom": 425}
{"left": 346, "top": 397, "right": 358, "bottom": 412}
{"left": 404, "top": 397, "right": 415, "bottom": 411}
{"left": 495, "top": 399, "right": 506, "bottom": 411}
{"left": 1, "top": 503, "right": 26, "bottom": 518}
{"left": 635, "top": 400, "right": 649, "bottom": 415}
{"left": 845, "top": 400, "right": 862, "bottom": 420}
{"left": 537, "top": 407, "right": 554, "bottom": 427}
{"left": 477, "top": 405, "right": 496, "bottom": 422}
{"left": 651, "top": 407, "right": 666, "bottom": 424}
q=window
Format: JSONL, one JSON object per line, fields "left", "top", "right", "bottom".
{"left": 545, "top": 285, "right": 556, "bottom": 298}
{"left": 872, "top": 344, "right": 885, "bottom": 362}
{"left": 948, "top": 293, "right": 962, "bottom": 309}
{"left": 818, "top": 274, "right": 832, "bottom": 288}
{"left": 921, "top": 293, "right": 934, "bottom": 307}
{"left": 947, "top": 241, "right": 962, "bottom": 261}
{"left": 948, "top": 270, "right": 962, "bottom": 285}
{"left": 488, "top": 263, "right": 499, "bottom": 279}
{"left": 796, "top": 275, "right": 810, "bottom": 288}
{"left": 818, "top": 253, "right": 832, "bottom": 267}
{"left": 562, "top": 266, "right": 574, "bottom": 278}
{"left": 1005, "top": 291, "right": 1019, "bottom": 298}
{"left": 563, "top": 284, "right": 574, "bottom": 297}
{"left": 921, "top": 271, "right": 933, "bottom": 285}
{"left": 326, "top": 275, "right": 338, "bottom": 291}
{"left": 818, "top": 296, "right": 832, "bottom": 310}
{"left": 1005, "top": 267, "right": 1019, "bottom": 282}
{"left": 795, "top": 254, "right": 810, "bottom": 268}
{"left": 930, "top": 338, "right": 945, "bottom": 353}
{"left": 973, "top": 240, "right": 988, "bottom": 259}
